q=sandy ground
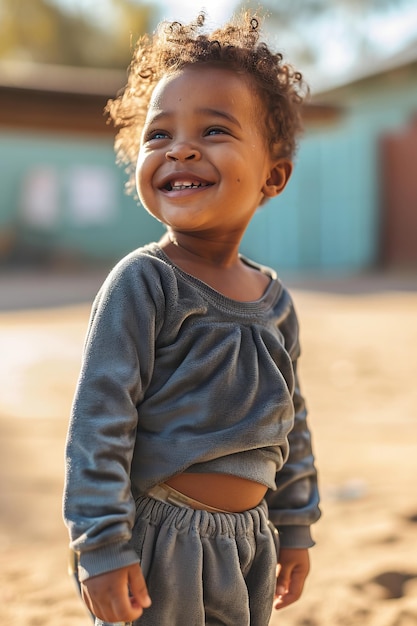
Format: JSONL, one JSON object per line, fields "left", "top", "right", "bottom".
{"left": 1, "top": 270, "right": 417, "bottom": 626}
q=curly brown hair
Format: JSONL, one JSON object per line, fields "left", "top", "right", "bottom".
{"left": 106, "top": 11, "right": 308, "bottom": 195}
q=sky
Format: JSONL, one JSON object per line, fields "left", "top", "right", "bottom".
{"left": 157, "top": 0, "right": 239, "bottom": 25}
{"left": 311, "top": 3, "right": 417, "bottom": 74}
{"left": 50, "top": 0, "right": 239, "bottom": 26}
{"left": 367, "top": 5, "right": 417, "bottom": 54}
{"left": 49, "top": 0, "right": 417, "bottom": 39}
{"left": 48, "top": 0, "right": 417, "bottom": 88}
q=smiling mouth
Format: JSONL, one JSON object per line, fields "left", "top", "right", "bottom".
{"left": 163, "top": 179, "right": 211, "bottom": 191}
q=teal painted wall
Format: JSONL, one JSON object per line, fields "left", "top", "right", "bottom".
{"left": 241, "top": 124, "right": 378, "bottom": 272}
{"left": 0, "top": 130, "right": 163, "bottom": 264}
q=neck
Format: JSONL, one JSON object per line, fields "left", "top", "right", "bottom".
{"left": 162, "top": 231, "right": 241, "bottom": 268}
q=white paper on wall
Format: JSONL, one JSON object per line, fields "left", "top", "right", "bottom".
{"left": 20, "top": 167, "right": 59, "bottom": 229}
{"left": 67, "top": 166, "right": 117, "bottom": 225}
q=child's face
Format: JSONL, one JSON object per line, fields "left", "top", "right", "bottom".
{"left": 136, "top": 65, "right": 285, "bottom": 238}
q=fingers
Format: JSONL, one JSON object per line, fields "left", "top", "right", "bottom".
{"left": 128, "top": 563, "right": 152, "bottom": 612}
{"left": 80, "top": 582, "right": 94, "bottom": 615}
{"left": 273, "top": 548, "right": 310, "bottom": 610}
{"left": 274, "top": 565, "right": 305, "bottom": 609}
{"left": 81, "top": 564, "right": 151, "bottom": 623}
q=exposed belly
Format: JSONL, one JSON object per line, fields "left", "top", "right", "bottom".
{"left": 165, "top": 472, "right": 268, "bottom": 512}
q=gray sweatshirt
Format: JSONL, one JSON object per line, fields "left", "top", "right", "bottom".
{"left": 63, "top": 243, "right": 320, "bottom": 581}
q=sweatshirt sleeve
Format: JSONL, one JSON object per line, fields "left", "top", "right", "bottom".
{"left": 265, "top": 294, "right": 321, "bottom": 549}
{"left": 63, "top": 259, "right": 160, "bottom": 582}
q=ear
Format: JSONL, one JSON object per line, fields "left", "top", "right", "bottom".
{"left": 262, "top": 159, "right": 293, "bottom": 198}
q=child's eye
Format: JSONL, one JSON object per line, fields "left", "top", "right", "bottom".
{"left": 206, "top": 127, "right": 228, "bottom": 136}
{"left": 146, "top": 130, "right": 169, "bottom": 141}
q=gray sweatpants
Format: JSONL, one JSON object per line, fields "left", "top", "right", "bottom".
{"left": 121, "top": 495, "right": 278, "bottom": 626}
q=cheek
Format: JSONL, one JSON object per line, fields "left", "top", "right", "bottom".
{"left": 136, "top": 176, "right": 152, "bottom": 214}
{"left": 136, "top": 154, "right": 153, "bottom": 198}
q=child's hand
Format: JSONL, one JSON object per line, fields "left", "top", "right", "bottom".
{"left": 81, "top": 563, "right": 151, "bottom": 622}
{"left": 273, "top": 548, "right": 310, "bottom": 610}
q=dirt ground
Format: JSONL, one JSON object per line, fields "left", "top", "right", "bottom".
{"left": 0, "top": 270, "right": 416, "bottom": 626}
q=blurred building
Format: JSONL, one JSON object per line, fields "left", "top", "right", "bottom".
{"left": 0, "top": 62, "right": 163, "bottom": 267}
{"left": 308, "top": 42, "right": 417, "bottom": 271}
{"left": 0, "top": 48, "right": 416, "bottom": 273}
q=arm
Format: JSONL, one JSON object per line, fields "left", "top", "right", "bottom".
{"left": 266, "top": 298, "right": 321, "bottom": 609}
{"left": 266, "top": 363, "right": 321, "bottom": 549}
{"left": 267, "top": 365, "right": 320, "bottom": 609}
{"left": 63, "top": 260, "right": 159, "bottom": 613}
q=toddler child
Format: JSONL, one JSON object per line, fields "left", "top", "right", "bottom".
{"left": 63, "top": 10, "right": 321, "bottom": 626}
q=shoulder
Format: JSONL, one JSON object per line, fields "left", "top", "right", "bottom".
{"left": 239, "top": 253, "right": 278, "bottom": 282}
{"left": 97, "top": 243, "right": 175, "bottom": 300}
{"left": 85, "top": 245, "right": 169, "bottom": 328}
{"left": 240, "top": 253, "right": 295, "bottom": 310}
{"left": 107, "top": 242, "right": 167, "bottom": 281}
{"left": 274, "top": 282, "right": 301, "bottom": 359}
{"left": 242, "top": 255, "right": 301, "bottom": 356}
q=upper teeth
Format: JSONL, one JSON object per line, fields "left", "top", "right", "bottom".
{"left": 170, "top": 180, "right": 205, "bottom": 190}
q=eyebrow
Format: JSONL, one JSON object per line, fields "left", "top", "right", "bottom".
{"left": 146, "top": 107, "right": 242, "bottom": 128}
{"left": 199, "top": 108, "right": 242, "bottom": 128}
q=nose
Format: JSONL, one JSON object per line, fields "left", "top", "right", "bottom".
{"left": 165, "top": 142, "right": 201, "bottom": 162}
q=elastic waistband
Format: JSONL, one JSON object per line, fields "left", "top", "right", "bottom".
{"left": 146, "top": 482, "right": 230, "bottom": 513}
